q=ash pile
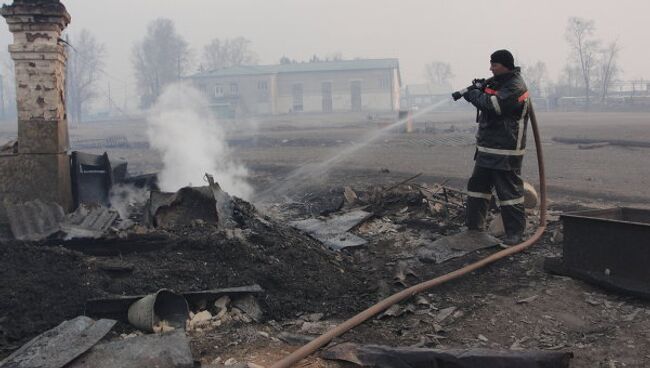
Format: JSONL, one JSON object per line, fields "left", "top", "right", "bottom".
{"left": 0, "top": 152, "right": 370, "bottom": 362}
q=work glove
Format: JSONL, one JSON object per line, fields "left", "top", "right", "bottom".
{"left": 472, "top": 78, "right": 487, "bottom": 91}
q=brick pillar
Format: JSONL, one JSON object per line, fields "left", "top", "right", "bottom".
{"left": 0, "top": 0, "right": 72, "bottom": 215}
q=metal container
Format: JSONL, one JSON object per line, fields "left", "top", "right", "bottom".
{"left": 127, "top": 289, "right": 189, "bottom": 333}
{"left": 545, "top": 207, "right": 650, "bottom": 298}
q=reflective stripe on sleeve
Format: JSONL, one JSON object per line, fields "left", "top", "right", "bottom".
{"left": 490, "top": 96, "right": 502, "bottom": 115}
{"left": 497, "top": 197, "right": 525, "bottom": 206}
{"left": 467, "top": 191, "right": 492, "bottom": 200}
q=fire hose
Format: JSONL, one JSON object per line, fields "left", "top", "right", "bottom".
{"left": 271, "top": 100, "right": 547, "bottom": 368}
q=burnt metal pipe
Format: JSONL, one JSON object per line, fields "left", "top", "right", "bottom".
{"left": 270, "top": 103, "right": 547, "bottom": 368}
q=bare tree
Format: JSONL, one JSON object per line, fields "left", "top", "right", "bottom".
{"left": 203, "top": 37, "right": 258, "bottom": 70}
{"left": 132, "top": 18, "right": 191, "bottom": 108}
{"left": 559, "top": 64, "right": 583, "bottom": 94}
{"left": 325, "top": 52, "right": 343, "bottom": 61}
{"left": 522, "top": 61, "right": 548, "bottom": 97}
{"left": 597, "top": 39, "right": 621, "bottom": 103}
{"left": 565, "top": 17, "right": 600, "bottom": 108}
{"left": 66, "top": 29, "right": 105, "bottom": 123}
{"left": 279, "top": 56, "right": 293, "bottom": 64}
{"left": 424, "top": 61, "right": 454, "bottom": 90}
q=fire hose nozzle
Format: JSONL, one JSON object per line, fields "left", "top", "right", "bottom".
{"left": 452, "top": 90, "right": 466, "bottom": 101}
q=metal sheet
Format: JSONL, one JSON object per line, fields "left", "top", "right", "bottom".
{"left": 0, "top": 316, "right": 116, "bottom": 368}
{"left": 546, "top": 207, "right": 650, "bottom": 299}
{"left": 70, "top": 152, "right": 113, "bottom": 208}
{"left": 323, "top": 343, "right": 573, "bottom": 368}
{"left": 290, "top": 209, "right": 372, "bottom": 250}
{"left": 67, "top": 331, "right": 193, "bottom": 368}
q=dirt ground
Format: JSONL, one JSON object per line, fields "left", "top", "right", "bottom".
{"left": 1, "top": 111, "right": 650, "bottom": 367}
{"left": 2, "top": 110, "right": 644, "bottom": 203}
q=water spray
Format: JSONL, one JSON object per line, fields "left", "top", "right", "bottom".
{"left": 254, "top": 98, "right": 451, "bottom": 202}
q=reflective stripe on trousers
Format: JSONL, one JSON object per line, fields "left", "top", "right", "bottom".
{"left": 467, "top": 191, "right": 492, "bottom": 200}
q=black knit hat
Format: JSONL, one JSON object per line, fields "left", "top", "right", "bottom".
{"left": 490, "top": 49, "right": 515, "bottom": 70}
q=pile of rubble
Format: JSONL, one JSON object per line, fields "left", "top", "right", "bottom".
{"left": 0, "top": 170, "right": 377, "bottom": 356}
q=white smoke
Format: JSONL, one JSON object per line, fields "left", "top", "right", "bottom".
{"left": 147, "top": 82, "right": 253, "bottom": 199}
{"left": 109, "top": 183, "right": 149, "bottom": 221}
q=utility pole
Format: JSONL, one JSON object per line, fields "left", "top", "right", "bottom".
{"left": 107, "top": 81, "right": 112, "bottom": 117}
{"left": 0, "top": 72, "right": 5, "bottom": 121}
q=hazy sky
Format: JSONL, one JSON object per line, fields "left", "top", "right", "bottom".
{"left": 1, "top": 0, "right": 649, "bottom": 97}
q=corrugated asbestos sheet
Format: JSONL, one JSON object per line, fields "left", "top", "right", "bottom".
{"left": 4, "top": 199, "right": 65, "bottom": 241}
{"left": 3, "top": 200, "right": 118, "bottom": 241}
{"left": 62, "top": 205, "right": 119, "bottom": 239}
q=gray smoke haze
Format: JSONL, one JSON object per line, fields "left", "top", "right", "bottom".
{"left": 147, "top": 82, "right": 253, "bottom": 199}
{"left": 1, "top": 0, "right": 645, "bottom": 90}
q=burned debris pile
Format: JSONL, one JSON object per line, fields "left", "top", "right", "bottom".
{"left": 0, "top": 171, "right": 373, "bottom": 354}
{"left": 282, "top": 180, "right": 468, "bottom": 253}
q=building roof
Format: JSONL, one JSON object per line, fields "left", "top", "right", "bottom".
{"left": 189, "top": 58, "right": 400, "bottom": 79}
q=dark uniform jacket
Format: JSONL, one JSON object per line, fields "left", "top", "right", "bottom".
{"left": 464, "top": 67, "right": 530, "bottom": 171}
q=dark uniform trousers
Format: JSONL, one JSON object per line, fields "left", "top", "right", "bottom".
{"left": 466, "top": 165, "right": 526, "bottom": 236}
{"left": 461, "top": 68, "right": 530, "bottom": 237}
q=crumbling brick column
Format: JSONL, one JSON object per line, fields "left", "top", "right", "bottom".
{"left": 0, "top": 0, "right": 72, "bottom": 221}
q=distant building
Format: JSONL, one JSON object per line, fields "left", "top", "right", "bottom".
{"left": 187, "top": 59, "right": 401, "bottom": 117}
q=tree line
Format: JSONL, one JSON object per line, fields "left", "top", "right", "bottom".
{"left": 423, "top": 17, "right": 625, "bottom": 110}
{"left": 64, "top": 17, "right": 261, "bottom": 119}
{"left": 63, "top": 15, "right": 631, "bottom": 121}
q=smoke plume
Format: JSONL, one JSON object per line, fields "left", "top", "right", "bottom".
{"left": 147, "top": 82, "right": 253, "bottom": 199}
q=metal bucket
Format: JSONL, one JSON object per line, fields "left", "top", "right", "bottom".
{"left": 127, "top": 289, "right": 189, "bottom": 332}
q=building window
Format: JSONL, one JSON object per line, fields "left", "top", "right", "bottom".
{"left": 214, "top": 84, "right": 224, "bottom": 97}
{"left": 230, "top": 83, "right": 239, "bottom": 95}
{"left": 258, "top": 81, "right": 268, "bottom": 90}
{"left": 292, "top": 83, "right": 304, "bottom": 112}
{"left": 379, "top": 78, "right": 389, "bottom": 89}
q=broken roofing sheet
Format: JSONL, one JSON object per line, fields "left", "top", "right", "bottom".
{"left": 3, "top": 200, "right": 119, "bottom": 241}
{"left": 290, "top": 209, "right": 373, "bottom": 250}
{"left": 0, "top": 316, "right": 193, "bottom": 368}
{"left": 3, "top": 199, "right": 65, "bottom": 241}
{"left": 0, "top": 316, "right": 116, "bottom": 368}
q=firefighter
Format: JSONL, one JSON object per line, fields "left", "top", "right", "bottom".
{"left": 461, "top": 49, "right": 530, "bottom": 245}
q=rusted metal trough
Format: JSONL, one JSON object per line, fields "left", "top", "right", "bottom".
{"left": 545, "top": 207, "right": 650, "bottom": 298}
